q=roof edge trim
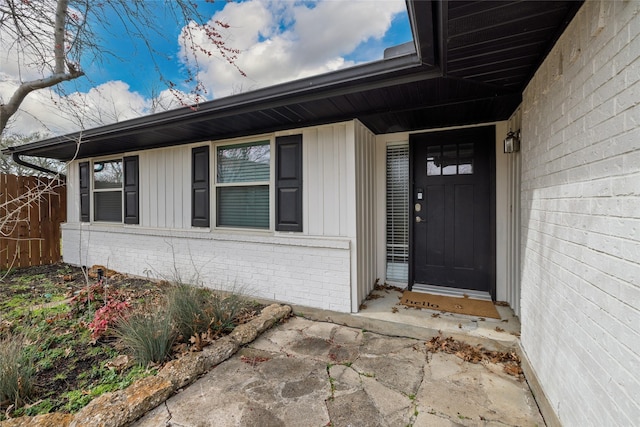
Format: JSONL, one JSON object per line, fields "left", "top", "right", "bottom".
{"left": 3, "top": 53, "right": 429, "bottom": 157}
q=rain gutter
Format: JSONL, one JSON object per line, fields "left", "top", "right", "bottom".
{"left": 11, "top": 152, "right": 66, "bottom": 181}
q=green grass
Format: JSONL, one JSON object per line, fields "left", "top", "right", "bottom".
{"left": 62, "top": 365, "right": 153, "bottom": 413}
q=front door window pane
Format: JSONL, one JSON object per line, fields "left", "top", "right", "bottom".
{"left": 425, "top": 143, "right": 475, "bottom": 176}
{"left": 458, "top": 143, "right": 474, "bottom": 174}
{"left": 426, "top": 145, "right": 441, "bottom": 176}
{"left": 442, "top": 144, "right": 457, "bottom": 175}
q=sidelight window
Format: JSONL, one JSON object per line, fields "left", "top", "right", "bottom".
{"left": 386, "top": 142, "right": 409, "bottom": 282}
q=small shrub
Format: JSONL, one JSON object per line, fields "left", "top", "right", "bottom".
{"left": 209, "top": 293, "right": 248, "bottom": 334}
{"left": 166, "top": 283, "right": 214, "bottom": 340}
{"left": 167, "top": 282, "right": 251, "bottom": 341}
{"left": 0, "top": 335, "right": 35, "bottom": 407}
{"left": 88, "top": 299, "right": 131, "bottom": 342}
{"left": 114, "top": 310, "right": 175, "bottom": 366}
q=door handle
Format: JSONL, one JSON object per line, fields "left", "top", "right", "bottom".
{"left": 415, "top": 216, "right": 424, "bottom": 223}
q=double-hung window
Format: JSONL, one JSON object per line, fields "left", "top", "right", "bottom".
{"left": 80, "top": 156, "right": 138, "bottom": 224}
{"left": 216, "top": 141, "right": 270, "bottom": 229}
{"left": 93, "top": 159, "right": 123, "bottom": 222}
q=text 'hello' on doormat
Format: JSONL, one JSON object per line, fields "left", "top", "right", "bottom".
{"left": 400, "top": 290, "right": 501, "bottom": 319}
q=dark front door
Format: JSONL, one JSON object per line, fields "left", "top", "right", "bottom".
{"left": 410, "top": 126, "right": 495, "bottom": 294}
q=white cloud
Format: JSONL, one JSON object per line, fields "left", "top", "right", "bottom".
{"left": 0, "top": 78, "right": 196, "bottom": 136}
{"left": 1, "top": 0, "right": 407, "bottom": 136}
{"left": 0, "top": 79, "right": 138, "bottom": 135}
{"left": 181, "top": 0, "right": 406, "bottom": 98}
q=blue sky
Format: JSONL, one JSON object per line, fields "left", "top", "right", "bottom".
{"left": 75, "top": 0, "right": 412, "bottom": 98}
{"left": 1, "top": 0, "right": 412, "bottom": 135}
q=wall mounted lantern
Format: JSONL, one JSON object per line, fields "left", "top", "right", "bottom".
{"left": 504, "top": 130, "right": 521, "bottom": 153}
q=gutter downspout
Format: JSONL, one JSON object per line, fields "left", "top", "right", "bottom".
{"left": 12, "top": 153, "right": 66, "bottom": 181}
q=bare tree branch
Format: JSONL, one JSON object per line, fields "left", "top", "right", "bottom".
{"left": 0, "top": 0, "right": 243, "bottom": 138}
{"left": 1, "top": 70, "right": 84, "bottom": 133}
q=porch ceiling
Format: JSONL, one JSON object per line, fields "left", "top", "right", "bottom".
{"left": 3, "top": 0, "right": 582, "bottom": 161}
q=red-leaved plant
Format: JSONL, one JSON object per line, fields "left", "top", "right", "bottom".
{"left": 88, "top": 299, "right": 131, "bottom": 343}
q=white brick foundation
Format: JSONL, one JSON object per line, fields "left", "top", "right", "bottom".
{"left": 520, "top": 1, "right": 640, "bottom": 425}
{"left": 62, "top": 224, "right": 352, "bottom": 313}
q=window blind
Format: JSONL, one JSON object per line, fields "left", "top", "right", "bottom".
{"left": 386, "top": 143, "right": 409, "bottom": 282}
{"left": 217, "top": 186, "right": 269, "bottom": 229}
{"left": 94, "top": 191, "right": 122, "bottom": 222}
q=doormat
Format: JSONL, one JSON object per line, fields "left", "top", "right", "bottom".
{"left": 400, "top": 290, "right": 501, "bottom": 319}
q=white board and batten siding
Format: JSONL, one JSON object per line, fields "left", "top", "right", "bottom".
{"left": 302, "top": 124, "right": 352, "bottom": 237}
{"left": 66, "top": 161, "right": 80, "bottom": 223}
{"left": 62, "top": 120, "right": 378, "bottom": 313}
{"left": 353, "top": 121, "right": 377, "bottom": 312}
{"left": 139, "top": 146, "right": 192, "bottom": 229}
{"left": 300, "top": 120, "right": 378, "bottom": 311}
{"left": 503, "top": 110, "right": 522, "bottom": 316}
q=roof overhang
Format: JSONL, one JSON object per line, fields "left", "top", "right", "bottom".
{"left": 3, "top": 0, "right": 583, "bottom": 162}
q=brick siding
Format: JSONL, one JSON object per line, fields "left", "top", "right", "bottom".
{"left": 62, "top": 224, "right": 352, "bottom": 313}
{"left": 520, "top": 1, "right": 640, "bottom": 425}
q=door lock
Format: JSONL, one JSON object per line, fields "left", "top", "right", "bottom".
{"left": 415, "top": 216, "right": 424, "bottom": 223}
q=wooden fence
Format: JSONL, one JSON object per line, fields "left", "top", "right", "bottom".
{"left": 0, "top": 174, "right": 67, "bottom": 270}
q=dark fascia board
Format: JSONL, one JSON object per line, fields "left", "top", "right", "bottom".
{"left": 405, "top": 0, "right": 436, "bottom": 66}
{"left": 2, "top": 53, "right": 434, "bottom": 160}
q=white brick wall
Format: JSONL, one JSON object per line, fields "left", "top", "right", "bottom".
{"left": 61, "top": 224, "right": 353, "bottom": 313}
{"left": 520, "top": 1, "right": 640, "bottom": 425}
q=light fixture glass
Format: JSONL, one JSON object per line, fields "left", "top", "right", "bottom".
{"left": 504, "top": 130, "right": 521, "bottom": 153}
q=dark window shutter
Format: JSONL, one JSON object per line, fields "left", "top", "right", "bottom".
{"left": 79, "top": 161, "right": 90, "bottom": 222}
{"left": 123, "top": 156, "right": 139, "bottom": 224}
{"left": 275, "top": 135, "right": 302, "bottom": 232}
{"left": 192, "top": 146, "right": 210, "bottom": 227}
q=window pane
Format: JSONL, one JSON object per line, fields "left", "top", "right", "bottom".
{"left": 442, "top": 144, "right": 457, "bottom": 175}
{"left": 94, "top": 191, "right": 122, "bottom": 222}
{"left": 426, "top": 145, "right": 441, "bottom": 176}
{"left": 217, "top": 141, "right": 270, "bottom": 183}
{"left": 458, "top": 143, "right": 474, "bottom": 174}
{"left": 217, "top": 186, "right": 269, "bottom": 229}
{"left": 94, "top": 160, "right": 123, "bottom": 189}
{"left": 386, "top": 143, "right": 409, "bottom": 282}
